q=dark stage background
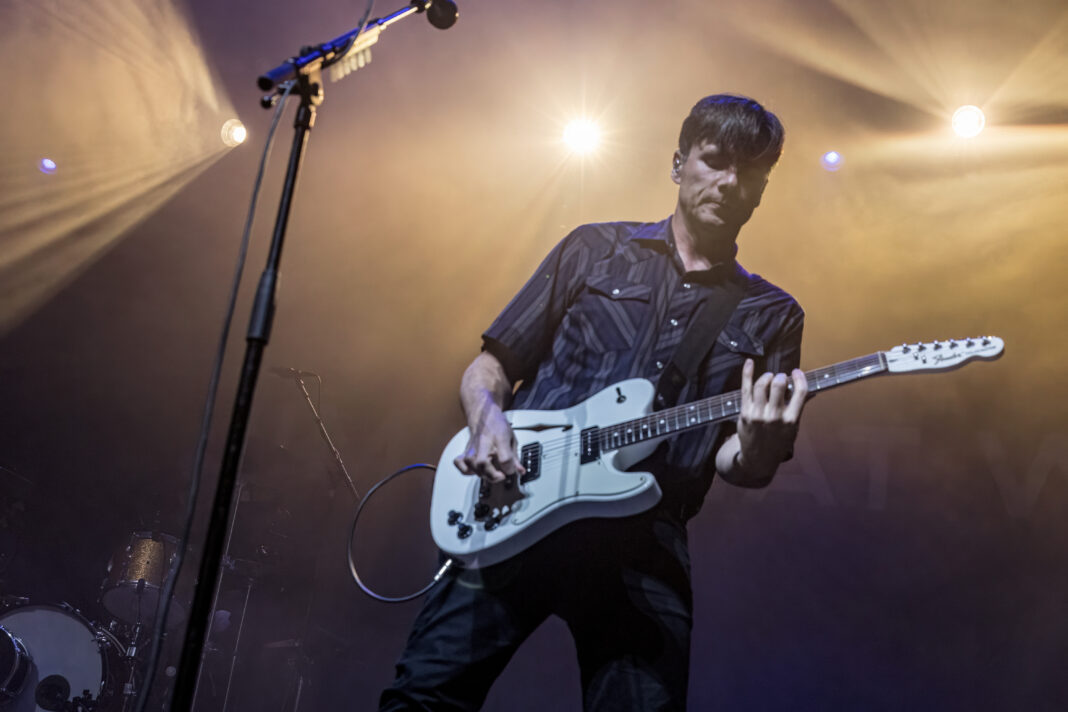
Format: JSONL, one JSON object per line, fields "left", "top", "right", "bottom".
{"left": 1, "top": 0, "right": 1066, "bottom": 709}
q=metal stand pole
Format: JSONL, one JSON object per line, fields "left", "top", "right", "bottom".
{"left": 167, "top": 3, "right": 457, "bottom": 708}
{"left": 170, "top": 70, "right": 322, "bottom": 712}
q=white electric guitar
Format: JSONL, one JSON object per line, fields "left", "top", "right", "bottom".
{"left": 430, "top": 337, "right": 1004, "bottom": 568}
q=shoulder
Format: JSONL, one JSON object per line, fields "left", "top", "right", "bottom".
{"left": 740, "top": 269, "right": 805, "bottom": 326}
{"left": 561, "top": 219, "right": 661, "bottom": 255}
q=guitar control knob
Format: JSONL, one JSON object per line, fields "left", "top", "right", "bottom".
{"left": 982, "top": 338, "right": 990, "bottom": 345}
{"left": 473, "top": 502, "right": 491, "bottom": 520}
{"left": 447, "top": 510, "right": 463, "bottom": 525}
{"left": 966, "top": 339, "right": 975, "bottom": 347}
{"left": 901, "top": 344, "right": 910, "bottom": 353}
{"left": 484, "top": 518, "right": 499, "bottom": 531}
{"left": 950, "top": 341, "right": 959, "bottom": 348}
{"left": 933, "top": 342, "right": 942, "bottom": 350}
{"left": 457, "top": 524, "right": 473, "bottom": 539}
{"left": 917, "top": 344, "right": 926, "bottom": 351}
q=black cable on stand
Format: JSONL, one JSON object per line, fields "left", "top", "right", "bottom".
{"left": 168, "top": 2, "right": 458, "bottom": 709}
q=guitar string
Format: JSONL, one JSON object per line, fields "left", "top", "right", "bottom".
{"left": 521, "top": 353, "right": 885, "bottom": 462}
{"left": 500, "top": 342, "right": 989, "bottom": 465}
{"left": 473, "top": 343, "right": 992, "bottom": 501}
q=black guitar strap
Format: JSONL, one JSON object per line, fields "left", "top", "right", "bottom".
{"left": 653, "top": 266, "right": 749, "bottom": 410}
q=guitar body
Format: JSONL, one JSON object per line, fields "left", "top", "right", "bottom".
{"left": 430, "top": 379, "right": 663, "bottom": 569}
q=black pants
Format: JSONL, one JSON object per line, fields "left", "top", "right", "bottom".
{"left": 380, "top": 510, "right": 694, "bottom": 711}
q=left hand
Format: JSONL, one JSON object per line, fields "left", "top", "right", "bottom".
{"left": 736, "top": 358, "right": 808, "bottom": 478}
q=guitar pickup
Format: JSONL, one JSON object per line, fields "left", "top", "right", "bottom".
{"left": 520, "top": 442, "right": 541, "bottom": 483}
{"left": 579, "top": 427, "right": 600, "bottom": 465}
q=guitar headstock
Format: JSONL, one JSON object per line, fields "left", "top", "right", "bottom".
{"left": 882, "top": 336, "right": 1004, "bottom": 373}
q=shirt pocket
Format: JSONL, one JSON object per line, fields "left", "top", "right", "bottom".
{"left": 716, "top": 323, "right": 765, "bottom": 360}
{"left": 571, "top": 274, "right": 654, "bottom": 352}
{"left": 698, "top": 322, "right": 766, "bottom": 390}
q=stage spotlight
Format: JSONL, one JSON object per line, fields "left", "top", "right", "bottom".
{"left": 563, "top": 119, "right": 600, "bottom": 155}
{"left": 952, "top": 106, "right": 985, "bottom": 138}
{"left": 39, "top": 158, "right": 57, "bottom": 175}
{"left": 221, "top": 119, "right": 247, "bottom": 147}
{"left": 820, "top": 150, "right": 843, "bottom": 172}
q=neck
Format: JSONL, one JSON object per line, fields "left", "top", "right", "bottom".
{"left": 671, "top": 206, "right": 738, "bottom": 272}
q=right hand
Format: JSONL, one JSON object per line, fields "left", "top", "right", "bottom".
{"left": 453, "top": 406, "right": 526, "bottom": 483}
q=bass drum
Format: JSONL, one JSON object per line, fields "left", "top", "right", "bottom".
{"left": 0, "top": 603, "right": 115, "bottom": 712}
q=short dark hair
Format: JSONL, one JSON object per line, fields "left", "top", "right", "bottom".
{"left": 678, "top": 94, "right": 785, "bottom": 170}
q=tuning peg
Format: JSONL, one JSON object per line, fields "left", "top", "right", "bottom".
{"left": 933, "top": 342, "right": 943, "bottom": 350}
{"left": 917, "top": 343, "right": 927, "bottom": 351}
{"left": 966, "top": 339, "right": 975, "bottom": 347}
{"left": 982, "top": 337, "right": 990, "bottom": 345}
{"left": 900, "top": 344, "right": 911, "bottom": 353}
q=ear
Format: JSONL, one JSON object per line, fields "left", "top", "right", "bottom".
{"left": 671, "top": 150, "right": 684, "bottom": 185}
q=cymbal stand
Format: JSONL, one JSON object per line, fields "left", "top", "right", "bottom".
{"left": 119, "top": 619, "right": 145, "bottom": 712}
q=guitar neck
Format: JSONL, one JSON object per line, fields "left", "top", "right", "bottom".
{"left": 599, "top": 352, "right": 886, "bottom": 449}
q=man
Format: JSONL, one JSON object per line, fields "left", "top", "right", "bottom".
{"left": 381, "top": 94, "right": 808, "bottom": 711}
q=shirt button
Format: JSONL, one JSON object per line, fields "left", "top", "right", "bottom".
{"left": 611, "top": 288, "right": 620, "bottom": 295}
{"left": 682, "top": 282, "right": 692, "bottom": 289}
{"left": 655, "top": 361, "right": 664, "bottom": 370}
{"left": 669, "top": 318, "right": 679, "bottom": 327}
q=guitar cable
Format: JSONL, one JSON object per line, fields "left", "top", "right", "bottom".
{"left": 347, "top": 463, "right": 455, "bottom": 602}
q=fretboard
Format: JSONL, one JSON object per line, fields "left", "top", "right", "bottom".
{"left": 597, "top": 352, "right": 887, "bottom": 450}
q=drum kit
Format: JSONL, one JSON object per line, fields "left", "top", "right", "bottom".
{"left": 0, "top": 532, "right": 185, "bottom": 711}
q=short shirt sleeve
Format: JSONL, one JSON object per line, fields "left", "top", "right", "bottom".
{"left": 481, "top": 228, "right": 596, "bottom": 383}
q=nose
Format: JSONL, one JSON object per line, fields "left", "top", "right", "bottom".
{"left": 718, "top": 167, "right": 739, "bottom": 193}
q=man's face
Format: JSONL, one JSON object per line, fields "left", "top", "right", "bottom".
{"left": 672, "top": 139, "right": 770, "bottom": 234}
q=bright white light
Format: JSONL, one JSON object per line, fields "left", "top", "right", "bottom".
{"left": 221, "top": 119, "right": 247, "bottom": 147}
{"left": 820, "top": 150, "right": 843, "bottom": 172}
{"left": 39, "top": 158, "right": 57, "bottom": 175}
{"left": 951, "top": 106, "right": 985, "bottom": 138}
{"left": 562, "top": 119, "right": 600, "bottom": 155}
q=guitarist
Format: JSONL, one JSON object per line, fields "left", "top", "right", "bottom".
{"left": 381, "top": 94, "right": 809, "bottom": 711}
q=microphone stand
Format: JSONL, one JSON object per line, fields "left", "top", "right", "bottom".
{"left": 169, "top": 2, "right": 457, "bottom": 709}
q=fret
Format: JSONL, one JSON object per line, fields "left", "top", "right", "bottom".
{"left": 600, "top": 354, "right": 889, "bottom": 451}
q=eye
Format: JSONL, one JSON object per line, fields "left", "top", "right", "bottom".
{"left": 702, "top": 154, "right": 732, "bottom": 170}
{"left": 739, "top": 167, "right": 768, "bottom": 183}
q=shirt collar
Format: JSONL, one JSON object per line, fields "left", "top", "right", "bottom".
{"left": 627, "top": 217, "right": 742, "bottom": 283}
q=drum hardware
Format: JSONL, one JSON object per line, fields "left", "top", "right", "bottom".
{"left": 111, "top": 621, "right": 144, "bottom": 712}
{"left": 1, "top": 622, "right": 31, "bottom": 705}
{"left": 1, "top": 595, "right": 30, "bottom": 612}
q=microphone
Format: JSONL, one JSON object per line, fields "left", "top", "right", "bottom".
{"left": 269, "top": 367, "right": 319, "bottom": 379}
{"left": 417, "top": 0, "right": 459, "bottom": 30}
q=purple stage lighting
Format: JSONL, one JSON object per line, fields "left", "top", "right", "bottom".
{"left": 820, "top": 151, "right": 843, "bottom": 172}
{"left": 39, "top": 158, "right": 57, "bottom": 174}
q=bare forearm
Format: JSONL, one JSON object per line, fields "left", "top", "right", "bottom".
{"left": 459, "top": 351, "right": 514, "bottom": 431}
{"left": 714, "top": 432, "right": 777, "bottom": 488}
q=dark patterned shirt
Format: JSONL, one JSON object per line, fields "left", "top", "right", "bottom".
{"left": 483, "top": 217, "right": 803, "bottom": 512}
